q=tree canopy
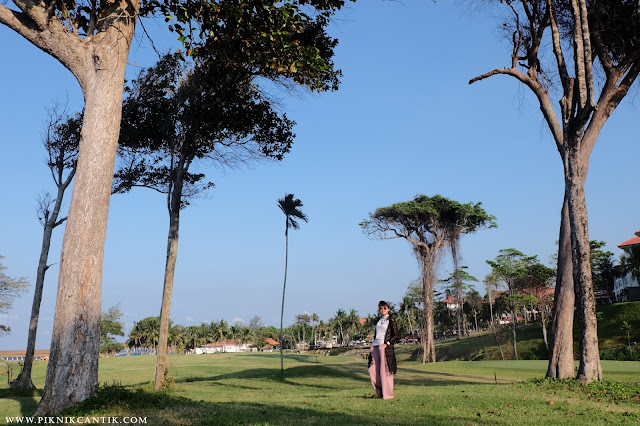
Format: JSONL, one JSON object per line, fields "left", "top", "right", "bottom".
{"left": 114, "top": 53, "right": 295, "bottom": 203}
{"left": 360, "top": 194, "right": 496, "bottom": 247}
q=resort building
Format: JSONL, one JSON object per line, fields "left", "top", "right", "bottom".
{"left": 614, "top": 230, "right": 640, "bottom": 302}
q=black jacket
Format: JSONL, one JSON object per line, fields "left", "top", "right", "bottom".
{"left": 368, "top": 314, "right": 399, "bottom": 374}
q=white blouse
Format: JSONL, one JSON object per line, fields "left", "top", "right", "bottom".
{"left": 373, "top": 315, "right": 389, "bottom": 346}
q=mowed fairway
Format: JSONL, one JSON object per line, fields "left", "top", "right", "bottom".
{"left": 2, "top": 350, "right": 640, "bottom": 425}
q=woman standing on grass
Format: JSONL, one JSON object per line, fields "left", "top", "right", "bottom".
{"left": 368, "top": 300, "right": 399, "bottom": 399}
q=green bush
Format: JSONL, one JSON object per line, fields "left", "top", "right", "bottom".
{"left": 600, "top": 346, "right": 640, "bottom": 361}
{"left": 99, "top": 342, "right": 125, "bottom": 354}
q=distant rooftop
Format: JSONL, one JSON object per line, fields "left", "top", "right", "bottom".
{"left": 618, "top": 230, "right": 640, "bottom": 249}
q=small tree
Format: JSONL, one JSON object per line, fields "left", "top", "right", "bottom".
{"left": 100, "top": 305, "right": 125, "bottom": 354}
{"left": 465, "top": 289, "right": 484, "bottom": 332}
{"left": 439, "top": 267, "right": 478, "bottom": 339}
{"left": 277, "top": 193, "right": 308, "bottom": 374}
{"left": 621, "top": 321, "right": 632, "bottom": 352}
{"left": 294, "top": 313, "right": 311, "bottom": 346}
{"left": 518, "top": 262, "right": 556, "bottom": 348}
{"left": 11, "top": 107, "right": 80, "bottom": 391}
{"left": 486, "top": 249, "right": 538, "bottom": 360}
{"left": 484, "top": 274, "right": 500, "bottom": 325}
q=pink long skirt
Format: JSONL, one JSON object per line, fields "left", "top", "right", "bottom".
{"left": 368, "top": 345, "right": 394, "bottom": 399}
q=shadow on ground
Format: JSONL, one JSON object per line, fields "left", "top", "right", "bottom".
{"left": 0, "top": 388, "right": 41, "bottom": 417}
{"left": 59, "top": 386, "right": 489, "bottom": 425}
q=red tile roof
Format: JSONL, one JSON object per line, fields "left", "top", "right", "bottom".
{"left": 618, "top": 235, "right": 640, "bottom": 248}
{"left": 265, "top": 338, "right": 279, "bottom": 346}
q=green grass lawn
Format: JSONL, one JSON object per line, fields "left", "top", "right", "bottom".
{"left": 2, "top": 351, "right": 640, "bottom": 425}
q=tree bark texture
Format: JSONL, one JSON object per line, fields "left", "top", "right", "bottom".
{"left": 546, "top": 194, "right": 575, "bottom": 379}
{"left": 37, "top": 47, "right": 131, "bottom": 413}
{"left": 154, "top": 211, "right": 180, "bottom": 389}
{"left": 564, "top": 146, "right": 602, "bottom": 382}
{"left": 420, "top": 253, "right": 436, "bottom": 363}
{"left": 11, "top": 184, "right": 69, "bottom": 391}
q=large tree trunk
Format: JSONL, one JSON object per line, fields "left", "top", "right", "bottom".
{"left": 546, "top": 194, "right": 575, "bottom": 379}
{"left": 11, "top": 186, "right": 68, "bottom": 391}
{"left": 36, "top": 43, "right": 130, "bottom": 414}
{"left": 565, "top": 148, "right": 601, "bottom": 382}
{"left": 420, "top": 254, "right": 436, "bottom": 363}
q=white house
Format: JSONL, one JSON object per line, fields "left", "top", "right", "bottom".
{"left": 195, "top": 340, "right": 256, "bottom": 354}
{"left": 614, "top": 230, "right": 640, "bottom": 302}
{"left": 442, "top": 294, "right": 459, "bottom": 310}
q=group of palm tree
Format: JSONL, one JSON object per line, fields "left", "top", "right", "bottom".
{"left": 125, "top": 317, "right": 280, "bottom": 353}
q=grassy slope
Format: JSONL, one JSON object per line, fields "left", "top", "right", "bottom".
{"left": 435, "top": 301, "right": 640, "bottom": 361}
{"left": 1, "top": 352, "right": 640, "bottom": 425}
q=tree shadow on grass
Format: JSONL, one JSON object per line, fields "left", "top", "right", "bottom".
{"left": 395, "top": 368, "right": 511, "bottom": 387}
{"left": 175, "top": 360, "right": 498, "bottom": 394}
{"left": 177, "top": 363, "right": 369, "bottom": 390}
{"left": 59, "top": 384, "right": 488, "bottom": 425}
{"left": 0, "top": 388, "right": 41, "bottom": 417}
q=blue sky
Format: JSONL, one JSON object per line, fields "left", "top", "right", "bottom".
{"left": 1, "top": 1, "right": 639, "bottom": 350}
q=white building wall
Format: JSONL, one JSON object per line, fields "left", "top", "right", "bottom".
{"left": 614, "top": 272, "right": 640, "bottom": 302}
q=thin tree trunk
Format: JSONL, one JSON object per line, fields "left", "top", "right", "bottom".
{"left": 11, "top": 185, "right": 69, "bottom": 390}
{"left": 279, "top": 225, "right": 289, "bottom": 374}
{"left": 511, "top": 306, "right": 518, "bottom": 360}
{"left": 546, "top": 191, "right": 576, "bottom": 379}
{"left": 406, "top": 310, "right": 415, "bottom": 340}
{"left": 461, "top": 300, "right": 467, "bottom": 336}
{"left": 565, "top": 149, "right": 601, "bottom": 382}
{"left": 489, "top": 289, "right": 494, "bottom": 325}
{"left": 456, "top": 297, "right": 462, "bottom": 340}
{"left": 154, "top": 209, "right": 180, "bottom": 389}
{"left": 542, "top": 315, "right": 549, "bottom": 349}
{"left": 36, "top": 46, "right": 130, "bottom": 413}
{"left": 155, "top": 157, "right": 185, "bottom": 390}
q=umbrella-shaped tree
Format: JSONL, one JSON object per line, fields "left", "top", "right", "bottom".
{"left": 361, "top": 195, "right": 495, "bottom": 363}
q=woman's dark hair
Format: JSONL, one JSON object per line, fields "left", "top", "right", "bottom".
{"left": 378, "top": 300, "right": 389, "bottom": 308}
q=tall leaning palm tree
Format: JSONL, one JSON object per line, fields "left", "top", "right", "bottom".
{"left": 277, "top": 193, "right": 308, "bottom": 374}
